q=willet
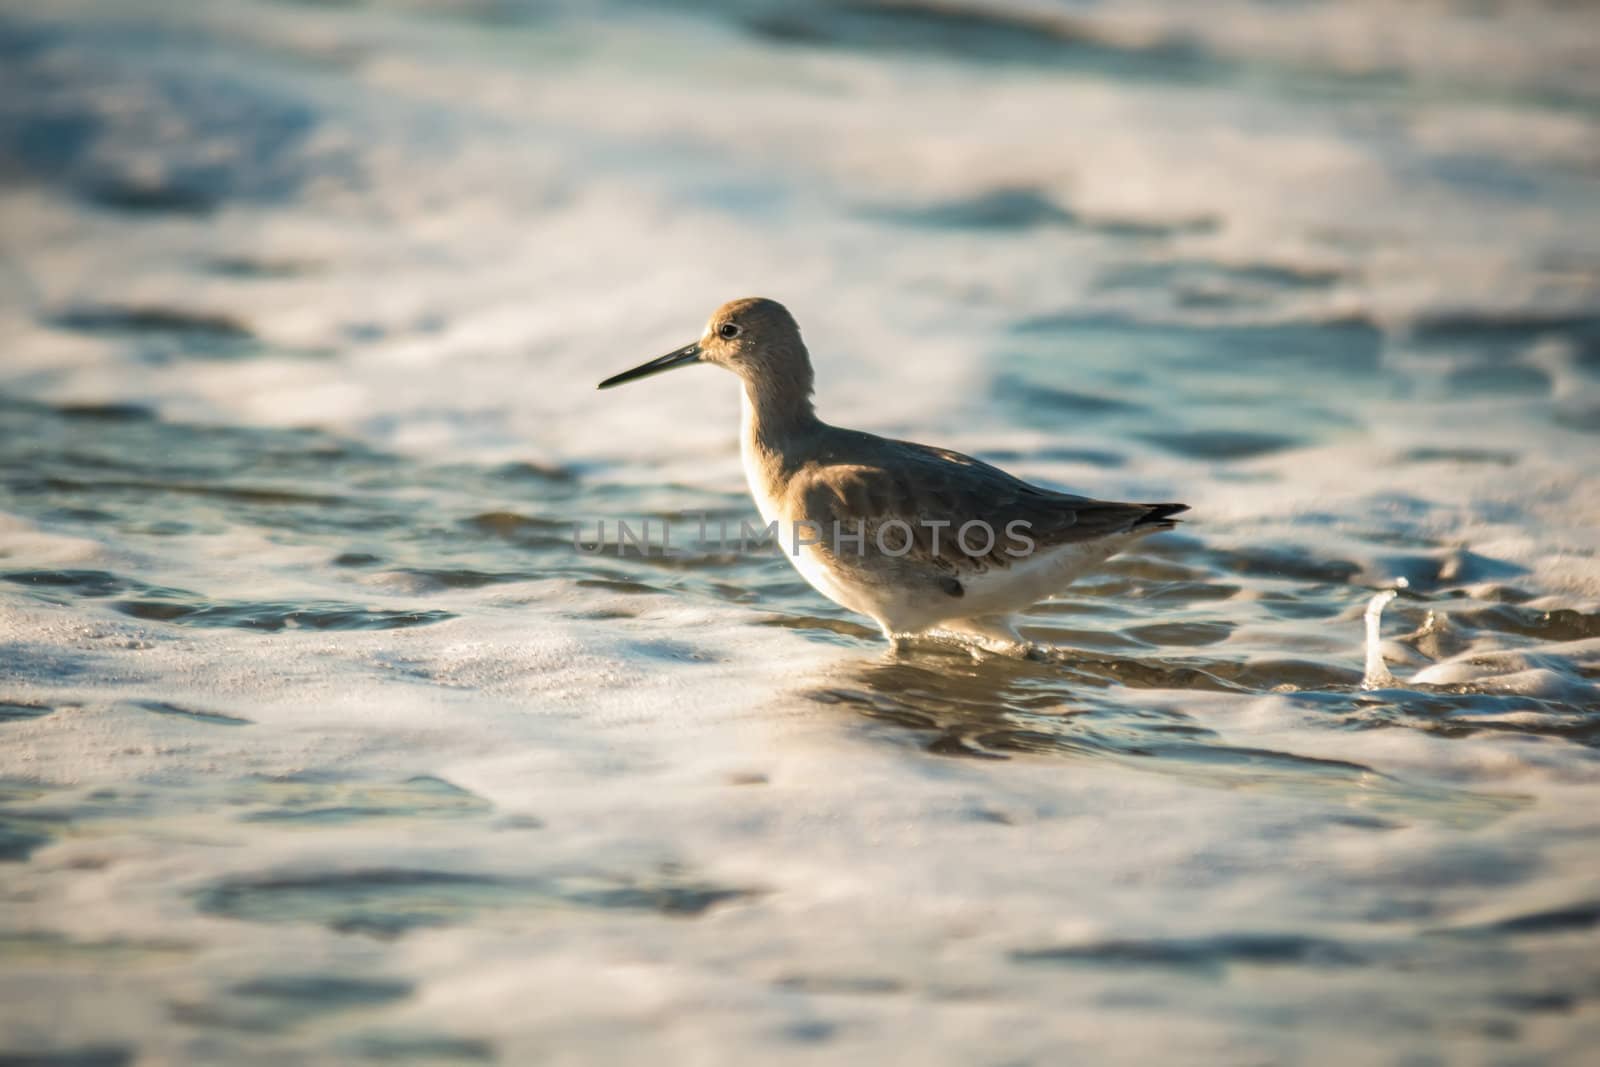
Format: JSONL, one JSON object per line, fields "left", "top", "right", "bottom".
{"left": 599, "top": 297, "right": 1187, "bottom": 653}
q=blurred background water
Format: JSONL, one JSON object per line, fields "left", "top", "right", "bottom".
{"left": 1, "top": 0, "right": 1599, "bottom": 1063}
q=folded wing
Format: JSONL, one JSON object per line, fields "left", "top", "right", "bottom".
{"left": 792, "top": 437, "right": 1186, "bottom": 577}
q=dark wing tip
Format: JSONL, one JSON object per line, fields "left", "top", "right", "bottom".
{"left": 1133, "top": 502, "right": 1189, "bottom": 530}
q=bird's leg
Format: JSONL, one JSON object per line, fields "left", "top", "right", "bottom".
{"left": 879, "top": 620, "right": 913, "bottom": 656}
{"left": 942, "top": 615, "right": 1032, "bottom": 659}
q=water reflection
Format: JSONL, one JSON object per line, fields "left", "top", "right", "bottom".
{"left": 811, "top": 648, "right": 1526, "bottom": 828}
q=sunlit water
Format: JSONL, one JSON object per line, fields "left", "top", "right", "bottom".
{"left": 2, "top": 0, "right": 1599, "bottom": 1063}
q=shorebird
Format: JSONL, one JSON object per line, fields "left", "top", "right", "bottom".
{"left": 598, "top": 297, "right": 1187, "bottom": 653}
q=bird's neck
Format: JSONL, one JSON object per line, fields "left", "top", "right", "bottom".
{"left": 739, "top": 373, "right": 819, "bottom": 459}
{"left": 740, "top": 380, "right": 819, "bottom": 516}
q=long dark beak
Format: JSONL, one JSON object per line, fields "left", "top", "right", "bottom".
{"left": 597, "top": 342, "right": 701, "bottom": 389}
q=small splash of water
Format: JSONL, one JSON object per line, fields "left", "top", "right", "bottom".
{"left": 1362, "top": 579, "right": 1407, "bottom": 689}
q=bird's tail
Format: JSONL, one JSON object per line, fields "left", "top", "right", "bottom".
{"left": 1132, "top": 502, "right": 1189, "bottom": 530}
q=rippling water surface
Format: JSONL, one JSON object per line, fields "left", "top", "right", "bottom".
{"left": 2, "top": 0, "right": 1599, "bottom": 1063}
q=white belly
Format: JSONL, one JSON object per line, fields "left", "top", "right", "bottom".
{"left": 952, "top": 536, "right": 1131, "bottom": 617}
{"left": 783, "top": 531, "right": 1129, "bottom": 636}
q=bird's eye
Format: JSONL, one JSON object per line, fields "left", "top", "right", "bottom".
{"left": 718, "top": 322, "right": 741, "bottom": 339}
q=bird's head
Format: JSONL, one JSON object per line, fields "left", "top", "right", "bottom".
{"left": 598, "top": 297, "right": 813, "bottom": 402}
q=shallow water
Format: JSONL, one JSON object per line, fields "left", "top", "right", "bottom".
{"left": 2, "top": 0, "right": 1599, "bottom": 1063}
